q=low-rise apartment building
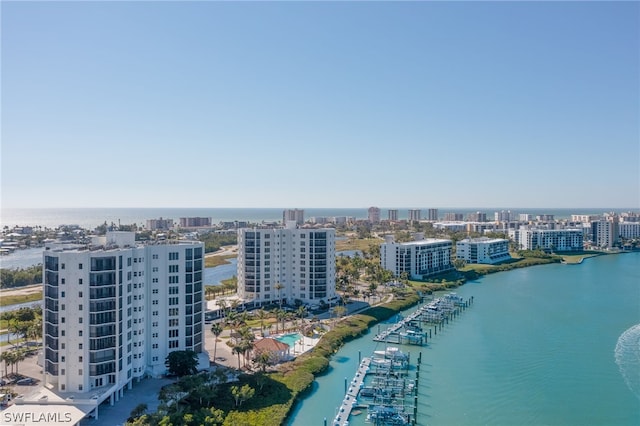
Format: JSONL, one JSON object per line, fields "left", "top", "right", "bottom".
{"left": 456, "top": 237, "right": 511, "bottom": 264}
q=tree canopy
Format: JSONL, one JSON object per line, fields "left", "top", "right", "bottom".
{"left": 165, "top": 350, "right": 199, "bottom": 377}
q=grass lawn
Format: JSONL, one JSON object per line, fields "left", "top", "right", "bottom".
{"left": 335, "top": 237, "right": 381, "bottom": 252}
{"left": 0, "top": 292, "right": 42, "bottom": 307}
{"left": 205, "top": 254, "right": 236, "bottom": 268}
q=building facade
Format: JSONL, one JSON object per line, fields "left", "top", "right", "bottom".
{"left": 380, "top": 235, "right": 453, "bottom": 280}
{"left": 146, "top": 217, "right": 174, "bottom": 231}
{"left": 511, "top": 228, "right": 583, "bottom": 251}
{"left": 591, "top": 218, "right": 620, "bottom": 248}
{"left": 408, "top": 209, "right": 421, "bottom": 222}
{"left": 443, "top": 212, "right": 463, "bottom": 221}
{"left": 237, "top": 224, "right": 337, "bottom": 306}
{"left": 179, "top": 217, "right": 211, "bottom": 228}
{"left": 368, "top": 207, "right": 381, "bottom": 224}
{"left": 456, "top": 237, "right": 511, "bottom": 264}
{"left": 43, "top": 232, "right": 205, "bottom": 402}
{"left": 619, "top": 222, "right": 640, "bottom": 239}
{"left": 283, "top": 209, "right": 305, "bottom": 226}
{"left": 387, "top": 209, "right": 398, "bottom": 221}
{"left": 427, "top": 208, "right": 439, "bottom": 221}
{"left": 467, "top": 211, "right": 487, "bottom": 222}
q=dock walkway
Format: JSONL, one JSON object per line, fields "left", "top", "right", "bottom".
{"left": 333, "top": 357, "right": 371, "bottom": 426}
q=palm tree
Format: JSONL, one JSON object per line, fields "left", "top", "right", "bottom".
{"left": 12, "top": 351, "right": 25, "bottom": 375}
{"left": 295, "top": 306, "right": 307, "bottom": 331}
{"left": 256, "top": 309, "right": 268, "bottom": 336}
{"left": 273, "top": 309, "right": 284, "bottom": 334}
{"left": 275, "top": 283, "right": 284, "bottom": 309}
{"left": 210, "top": 323, "right": 223, "bottom": 363}
{"left": 252, "top": 349, "right": 273, "bottom": 372}
{"left": 0, "top": 350, "right": 13, "bottom": 377}
{"left": 232, "top": 345, "right": 243, "bottom": 370}
{"left": 217, "top": 299, "right": 228, "bottom": 319}
{"left": 205, "top": 286, "right": 215, "bottom": 301}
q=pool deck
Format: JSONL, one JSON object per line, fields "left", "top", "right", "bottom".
{"left": 275, "top": 334, "right": 320, "bottom": 357}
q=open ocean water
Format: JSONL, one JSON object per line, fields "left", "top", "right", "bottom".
{"left": 288, "top": 252, "right": 640, "bottom": 426}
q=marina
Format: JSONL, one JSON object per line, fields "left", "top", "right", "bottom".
{"left": 329, "top": 293, "right": 474, "bottom": 426}
{"left": 373, "top": 293, "right": 473, "bottom": 345}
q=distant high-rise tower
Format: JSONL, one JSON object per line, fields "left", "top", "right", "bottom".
{"left": 444, "top": 212, "right": 464, "bottom": 221}
{"left": 467, "top": 211, "right": 487, "bottom": 222}
{"left": 283, "top": 209, "right": 305, "bottom": 226}
{"left": 388, "top": 209, "right": 398, "bottom": 221}
{"left": 368, "top": 207, "right": 381, "bottom": 224}
{"left": 408, "top": 209, "right": 421, "bottom": 222}
{"left": 427, "top": 209, "right": 439, "bottom": 221}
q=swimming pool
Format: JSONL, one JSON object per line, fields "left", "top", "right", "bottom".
{"left": 275, "top": 333, "right": 302, "bottom": 347}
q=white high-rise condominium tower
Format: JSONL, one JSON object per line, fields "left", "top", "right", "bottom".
{"left": 237, "top": 223, "right": 337, "bottom": 306}
{"left": 283, "top": 209, "right": 305, "bottom": 226}
{"left": 43, "top": 232, "right": 205, "bottom": 402}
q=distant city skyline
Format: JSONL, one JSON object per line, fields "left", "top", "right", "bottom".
{"left": 2, "top": 1, "right": 638, "bottom": 209}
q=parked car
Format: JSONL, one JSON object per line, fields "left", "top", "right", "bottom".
{"left": 16, "top": 378, "right": 35, "bottom": 386}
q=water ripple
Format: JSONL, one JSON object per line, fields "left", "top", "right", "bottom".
{"left": 615, "top": 323, "right": 640, "bottom": 399}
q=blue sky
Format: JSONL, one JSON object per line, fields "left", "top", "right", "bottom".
{"left": 2, "top": 1, "right": 638, "bottom": 209}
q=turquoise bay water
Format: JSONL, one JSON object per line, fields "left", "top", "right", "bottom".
{"left": 289, "top": 253, "right": 640, "bottom": 426}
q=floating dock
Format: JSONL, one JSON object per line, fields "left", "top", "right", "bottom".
{"left": 333, "top": 357, "right": 371, "bottom": 426}
{"left": 373, "top": 293, "right": 473, "bottom": 345}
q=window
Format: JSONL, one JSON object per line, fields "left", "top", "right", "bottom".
{"left": 61, "top": 343, "right": 65, "bottom": 349}
{"left": 152, "top": 278, "right": 158, "bottom": 283}
{"left": 169, "top": 297, "right": 179, "bottom": 305}
{"left": 152, "top": 322, "right": 158, "bottom": 327}
{"left": 79, "top": 278, "right": 83, "bottom": 285}
{"left": 79, "top": 369, "right": 83, "bottom": 376}
{"left": 169, "top": 286, "right": 179, "bottom": 295}
{"left": 152, "top": 289, "right": 158, "bottom": 294}
{"left": 61, "top": 356, "right": 65, "bottom": 362}
{"left": 79, "top": 330, "right": 83, "bottom": 336}
{"left": 61, "top": 304, "right": 65, "bottom": 311}
{"left": 152, "top": 300, "right": 158, "bottom": 305}
{"left": 61, "top": 330, "right": 65, "bottom": 337}
{"left": 169, "top": 265, "right": 179, "bottom": 273}
{"left": 152, "top": 311, "right": 159, "bottom": 316}
{"left": 79, "top": 343, "right": 82, "bottom": 349}
{"left": 152, "top": 267, "right": 158, "bottom": 272}
{"left": 78, "top": 318, "right": 82, "bottom": 324}
{"left": 78, "top": 263, "right": 83, "bottom": 269}
{"left": 169, "top": 276, "right": 179, "bottom": 284}
{"left": 169, "top": 308, "right": 179, "bottom": 316}
{"left": 169, "top": 329, "right": 179, "bottom": 338}
{"left": 61, "top": 369, "right": 65, "bottom": 376}
{"left": 152, "top": 343, "right": 158, "bottom": 349}
{"left": 79, "top": 356, "right": 83, "bottom": 362}
{"left": 78, "top": 291, "right": 82, "bottom": 297}
{"left": 61, "top": 278, "right": 65, "bottom": 285}
{"left": 169, "top": 252, "right": 179, "bottom": 260}
{"left": 169, "top": 340, "right": 179, "bottom": 348}
{"left": 169, "top": 319, "right": 179, "bottom": 327}
{"left": 79, "top": 304, "right": 83, "bottom": 311}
